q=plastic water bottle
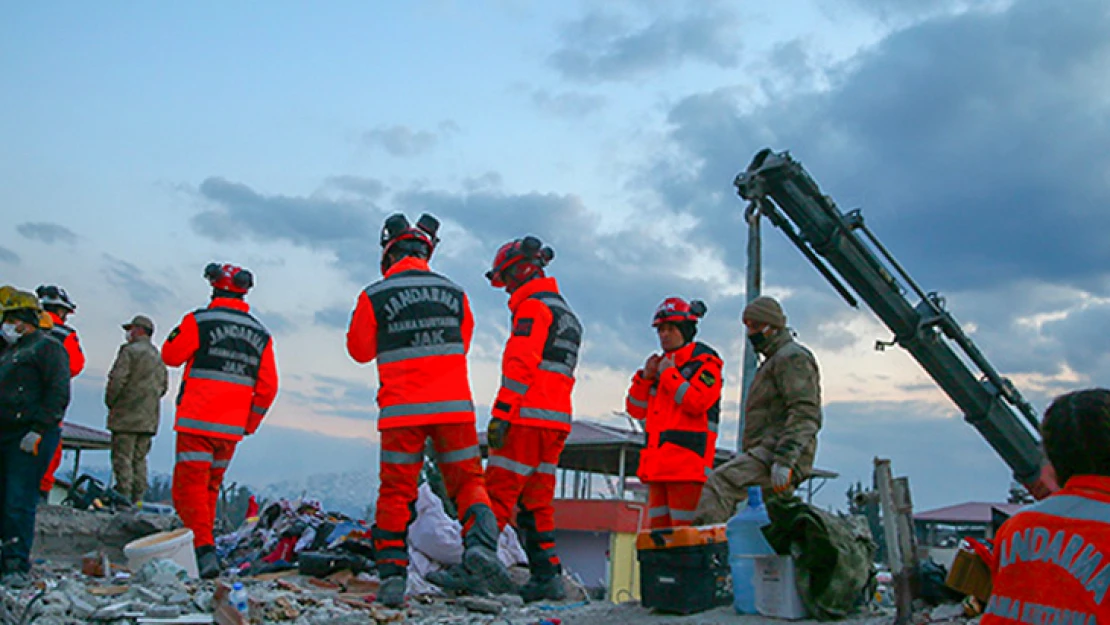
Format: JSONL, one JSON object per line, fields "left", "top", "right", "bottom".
{"left": 727, "top": 486, "right": 775, "bottom": 614}
{"left": 229, "top": 582, "right": 249, "bottom": 617}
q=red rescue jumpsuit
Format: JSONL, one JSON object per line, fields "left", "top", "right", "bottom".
{"left": 40, "top": 311, "right": 85, "bottom": 494}
{"left": 626, "top": 341, "right": 723, "bottom": 528}
{"left": 485, "top": 276, "right": 581, "bottom": 576}
{"left": 346, "top": 256, "right": 491, "bottom": 580}
{"left": 162, "top": 298, "right": 279, "bottom": 548}
{"left": 982, "top": 475, "right": 1110, "bottom": 625}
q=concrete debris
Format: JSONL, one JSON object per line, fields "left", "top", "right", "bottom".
{"left": 457, "top": 595, "right": 503, "bottom": 614}
{"left": 133, "top": 559, "right": 190, "bottom": 587}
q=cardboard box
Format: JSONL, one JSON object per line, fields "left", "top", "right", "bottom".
{"left": 754, "top": 556, "right": 808, "bottom": 620}
{"left": 946, "top": 547, "right": 992, "bottom": 602}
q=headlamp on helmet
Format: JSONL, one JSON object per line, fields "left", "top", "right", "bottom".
{"left": 35, "top": 285, "right": 77, "bottom": 313}
{"left": 652, "top": 297, "right": 707, "bottom": 327}
{"left": 486, "top": 236, "right": 554, "bottom": 290}
{"left": 380, "top": 213, "right": 440, "bottom": 272}
{"left": 205, "top": 263, "right": 254, "bottom": 294}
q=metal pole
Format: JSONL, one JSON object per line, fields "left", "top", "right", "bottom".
{"left": 617, "top": 447, "right": 627, "bottom": 499}
{"left": 738, "top": 203, "right": 762, "bottom": 452}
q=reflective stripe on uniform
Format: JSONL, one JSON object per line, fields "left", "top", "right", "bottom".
{"left": 537, "top": 462, "right": 557, "bottom": 476}
{"left": 212, "top": 460, "right": 230, "bottom": 469}
{"left": 379, "top": 400, "right": 474, "bottom": 419}
{"left": 648, "top": 506, "right": 669, "bottom": 519}
{"left": 674, "top": 382, "right": 691, "bottom": 405}
{"left": 189, "top": 369, "right": 255, "bottom": 387}
{"left": 363, "top": 275, "right": 457, "bottom": 298}
{"left": 708, "top": 420, "right": 719, "bottom": 434}
{"left": 1025, "top": 494, "right": 1110, "bottom": 523}
{"left": 538, "top": 360, "right": 574, "bottom": 377}
{"left": 501, "top": 375, "right": 529, "bottom": 395}
{"left": 488, "top": 455, "right": 536, "bottom": 477}
{"left": 251, "top": 405, "right": 267, "bottom": 415}
{"left": 193, "top": 310, "right": 265, "bottom": 331}
{"left": 627, "top": 396, "right": 648, "bottom": 409}
{"left": 381, "top": 450, "right": 424, "bottom": 465}
{"left": 176, "top": 451, "right": 214, "bottom": 463}
{"left": 671, "top": 509, "right": 697, "bottom": 522}
{"left": 176, "top": 418, "right": 246, "bottom": 437}
{"left": 519, "top": 408, "right": 572, "bottom": 423}
{"left": 438, "top": 445, "right": 480, "bottom": 464}
{"left": 378, "top": 343, "right": 466, "bottom": 365}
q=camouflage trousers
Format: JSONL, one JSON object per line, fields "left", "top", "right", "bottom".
{"left": 111, "top": 432, "right": 153, "bottom": 503}
{"left": 693, "top": 452, "right": 788, "bottom": 524}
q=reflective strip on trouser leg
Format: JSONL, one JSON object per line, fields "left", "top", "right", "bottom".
{"left": 647, "top": 483, "right": 672, "bottom": 529}
{"left": 173, "top": 433, "right": 216, "bottom": 547}
{"left": 206, "top": 439, "right": 237, "bottom": 541}
{"left": 377, "top": 427, "right": 428, "bottom": 541}
{"left": 372, "top": 525, "right": 410, "bottom": 580}
{"left": 515, "top": 427, "right": 567, "bottom": 573}
{"left": 431, "top": 423, "right": 491, "bottom": 535}
{"left": 665, "top": 482, "right": 705, "bottom": 527}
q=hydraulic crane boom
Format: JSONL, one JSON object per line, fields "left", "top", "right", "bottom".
{"left": 734, "top": 149, "right": 1046, "bottom": 493}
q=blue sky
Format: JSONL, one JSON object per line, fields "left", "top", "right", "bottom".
{"left": 4, "top": 0, "right": 1109, "bottom": 513}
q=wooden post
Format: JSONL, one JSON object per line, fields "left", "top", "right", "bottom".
{"left": 875, "top": 458, "right": 917, "bottom": 624}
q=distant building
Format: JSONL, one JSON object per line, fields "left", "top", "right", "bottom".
{"left": 44, "top": 421, "right": 112, "bottom": 505}
{"left": 914, "top": 501, "right": 1023, "bottom": 547}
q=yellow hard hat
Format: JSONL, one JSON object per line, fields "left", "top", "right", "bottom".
{"left": 0, "top": 287, "right": 43, "bottom": 314}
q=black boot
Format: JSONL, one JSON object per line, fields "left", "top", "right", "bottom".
{"left": 520, "top": 568, "right": 567, "bottom": 603}
{"left": 377, "top": 575, "right": 406, "bottom": 608}
{"left": 461, "top": 504, "right": 516, "bottom": 594}
{"left": 195, "top": 545, "right": 220, "bottom": 580}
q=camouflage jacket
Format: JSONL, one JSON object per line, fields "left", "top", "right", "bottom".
{"left": 105, "top": 337, "right": 168, "bottom": 434}
{"left": 742, "top": 329, "right": 823, "bottom": 476}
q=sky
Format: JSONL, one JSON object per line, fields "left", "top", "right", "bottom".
{"left": 3, "top": 0, "right": 1110, "bottom": 514}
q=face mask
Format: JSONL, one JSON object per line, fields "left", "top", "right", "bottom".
{"left": 1, "top": 322, "right": 21, "bottom": 345}
{"left": 748, "top": 331, "right": 769, "bottom": 352}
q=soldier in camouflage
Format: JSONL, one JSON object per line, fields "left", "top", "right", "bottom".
{"left": 693, "top": 296, "right": 823, "bottom": 524}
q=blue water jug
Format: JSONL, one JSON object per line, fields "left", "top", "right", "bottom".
{"left": 727, "top": 486, "right": 775, "bottom": 614}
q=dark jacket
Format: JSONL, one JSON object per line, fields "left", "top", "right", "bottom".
{"left": 0, "top": 329, "right": 71, "bottom": 432}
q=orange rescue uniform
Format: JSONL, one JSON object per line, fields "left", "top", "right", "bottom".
{"left": 40, "top": 311, "right": 85, "bottom": 494}
{"left": 346, "top": 256, "right": 490, "bottom": 579}
{"left": 982, "top": 475, "right": 1110, "bottom": 625}
{"left": 163, "top": 297, "right": 278, "bottom": 548}
{"left": 626, "top": 341, "right": 723, "bottom": 528}
{"left": 485, "top": 276, "right": 581, "bottom": 576}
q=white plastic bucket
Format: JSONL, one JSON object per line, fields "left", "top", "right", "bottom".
{"left": 123, "top": 528, "right": 199, "bottom": 579}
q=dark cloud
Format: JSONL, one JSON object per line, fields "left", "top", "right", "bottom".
{"left": 362, "top": 122, "right": 459, "bottom": 158}
{"left": 101, "top": 255, "right": 174, "bottom": 307}
{"left": 16, "top": 222, "right": 78, "bottom": 245}
{"left": 254, "top": 309, "right": 295, "bottom": 335}
{"left": 314, "top": 306, "right": 351, "bottom": 329}
{"left": 195, "top": 177, "right": 377, "bottom": 248}
{"left": 0, "top": 246, "right": 19, "bottom": 265}
{"left": 550, "top": 4, "right": 742, "bottom": 83}
{"left": 530, "top": 89, "right": 607, "bottom": 118}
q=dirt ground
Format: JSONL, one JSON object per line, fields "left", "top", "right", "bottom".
{"left": 516, "top": 602, "right": 896, "bottom": 625}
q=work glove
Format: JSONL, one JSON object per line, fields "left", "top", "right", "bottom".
{"left": 771, "top": 462, "right": 793, "bottom": 494}
{"left": 488, "top": 418, "right": 510, "bottom": 450}
{"left": 20, "top": 431, "right": 42, "bottom": 456}
{"left": 642, "top": 354, "right": 662, "bottom": 380}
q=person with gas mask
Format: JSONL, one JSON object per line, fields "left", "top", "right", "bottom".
{"left": 35, "top": 285, "right": 85, "bottom": 500}
{"left": 693, "top": 296, "right": 823, "bottom": 525}
{"left": 0, "top": 288, "right": 69, "bottom": 588}
{"left": 162, "top": 263, "right": 279, "bottom": 579}
{"left": 432, "top": 236, "right": 582, "bottom": 602}
{"left": 626, "top": 297, "right": 724, "bottom": 529}
{"left": 346, "top": 213, "right": 514, "bottom": 607}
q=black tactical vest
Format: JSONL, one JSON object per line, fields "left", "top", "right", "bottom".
{"left": 188, "top": 308, "right": 271, "bottom": 387}
{"left": 529, "top": 291, "right": 581, "bottom": 379}
{"left": 363, "top": 270, "right": 467, "bottom": 364}
{"left": 689, "top": 342, "right": 722, "bottom": 432}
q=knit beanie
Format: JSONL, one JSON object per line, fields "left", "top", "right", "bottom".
{"left": 742, "top": 296, "right": 786, "bottom": 329}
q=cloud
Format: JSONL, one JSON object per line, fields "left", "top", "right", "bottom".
{"left": 254, "top": 309, "right": 295, "bottom": 335}
{"left": 362, "top": 122, "right": 459, "bottom": 158}
{"left": 325, "top": 176, "right": 387, "bottom": 200}
{"left": 529, "top": 89, "right": 607, "bottom": 118}
{"left": 0, "top": 246, "right": 19, "bottom": 265}
{"left": 101, "top": 255, "right": 174, "bottom": 307}
{"left": 314, "top": 306, "right": 350, "bottom": 329}
{"left": 550, "top": 4, "right": 742, "bottom": 83}
{"left": 16, "top": 222, "right": 78, "bottom": 245}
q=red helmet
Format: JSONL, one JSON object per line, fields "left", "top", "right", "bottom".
{"left": 652, "top": 297, "right": 707, "bottom": 327}
{"left": 381, "top": 213, "right": 440, "bottom": 272}
{"left": 486, "top": 236, "right": 554, "bottom": 290}
{"left": 204, "top": 263, "right": 254, "bottom": 294}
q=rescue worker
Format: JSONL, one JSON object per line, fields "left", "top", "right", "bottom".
{"left": 435, "top": 236, "right": 581, "bottom": 601}
{"left": 0, "top": 289, "right": 69, "bottom": 587}
{"left": 35, "top": 285, "right": 84, "bottom": 500}
{"left": 346, "top": 213, "right": 513, "bottom": 607}
{"left": 163, "top": 264, "right": 279, "bottom": 579}
{"left": 983, "top": 388, "right": 1110, "bottom": 624}
{"left": 105, "top": 315, "right": 168, "bottom": 504}
{"left": 693, "top": 296, "right": 822, "bottom": 525}
{"left": 626, "top": 297, "right": 724, "bottom": 529}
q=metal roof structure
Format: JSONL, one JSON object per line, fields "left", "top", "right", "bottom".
{"left": 914, "top": 502, "right": 1024, "bottom": 524}
{"left": 61, "top": 421, "right": 112, "bottom": 451}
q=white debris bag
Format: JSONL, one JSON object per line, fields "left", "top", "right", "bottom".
{"left": 498, "top": 524, "right": 528, "bottom": 568}
{"left": 408, "top": 483, "right": 464, "bottom": 565}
